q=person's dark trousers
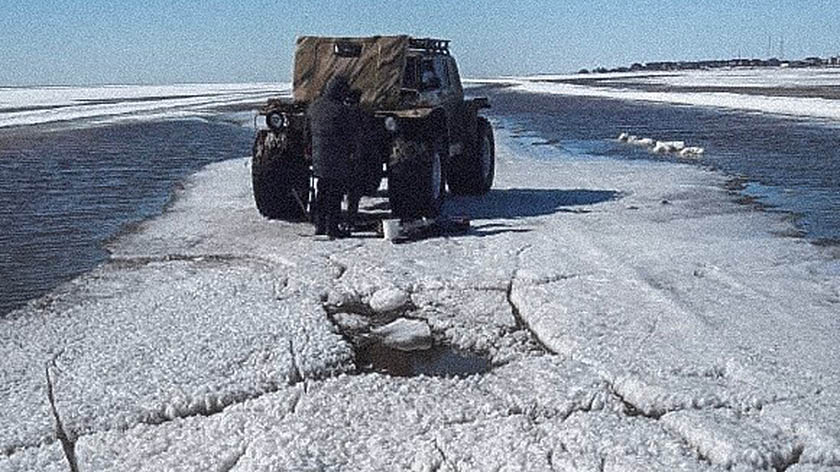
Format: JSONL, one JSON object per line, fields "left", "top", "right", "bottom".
{"left": 315, "top": 177, "right": 345, "bottom": 237}
{"left": 347, "top": 188, "right": 362, "bottom": 229}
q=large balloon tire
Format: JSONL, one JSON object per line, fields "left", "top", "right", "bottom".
{"left": 388, "top": 136, "right": 445, "bottom": 219}
{"left": 448, "top": 117, "right": 495, "bottom": 196}
{"left": 251, "top": 130, "right": 310, "bottom": 220}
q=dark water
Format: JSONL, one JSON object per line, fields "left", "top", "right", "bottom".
{"left": 356, "top": 342, "right": 490, "bottom": 378}
{"left": 0, "top": 120, "right": 253, "bottom": 316}
{"left": 481, "top": 86, "right": 840, "bottom": 244}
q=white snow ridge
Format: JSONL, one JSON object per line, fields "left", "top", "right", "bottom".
{"left": 2, "top": 121, "right": 840, "bottom": 471}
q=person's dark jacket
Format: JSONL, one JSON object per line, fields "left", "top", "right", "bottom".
{"left": 307, "top": 78, "right": 360, "bottom": 183}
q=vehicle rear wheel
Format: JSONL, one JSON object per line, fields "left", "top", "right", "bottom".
{"left": 251, "top": 130, "right": 310, "bottom": 220}
{"left": 388, "top": 136, "right": 444, "bottom": 218}
{"left": 448, "top": 117, "right": 495, "bottom": 195}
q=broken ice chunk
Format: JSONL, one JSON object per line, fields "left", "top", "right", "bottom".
{"left": 371, "top": 318, "right": 432, "bottom": 351}
{"left": 679, "top": 146, "right": 705, "bottom": 157}
{"left": 332, "top": 312, "right": 371, "bottom": 331}
{"left": 368, "top": 287, "right": 410, "bottom": 313}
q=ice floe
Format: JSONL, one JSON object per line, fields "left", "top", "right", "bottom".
{"left": 506, "top": 69, "right": 840, "bottom": 124}
{"left": 0, "top": 83, "right": 291, "bottom": 128}
{"left": 2, "top": 123, "right": 840, "bottom": 470}
{"left": 618, "top": 132, "right": 705, "bottom": 157}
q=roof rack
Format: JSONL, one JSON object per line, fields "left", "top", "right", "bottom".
{"left": 409, "top": 37, "right": 450, "bottom": 54}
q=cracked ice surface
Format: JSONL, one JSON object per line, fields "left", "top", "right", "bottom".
{"left": 77, "top": 358, "right": 649, "bottom": 471}
{"left": 1, "top": 257, "right": 353, "bottom": 453}
{"left": 0, "top": 442, "right": 67, "bottom": 472}
{"left": 49, "top": 259, "right": 352, "bottom": 436}
{"left": 2, "top": 125, "right": 840, "bottom": 470}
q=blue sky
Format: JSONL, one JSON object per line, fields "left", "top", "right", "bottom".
{"left": 1, "top": 0, "right": 839, "bottom": 85}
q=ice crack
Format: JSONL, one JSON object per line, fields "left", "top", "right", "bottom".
{"left": 546, "top": 449, "right": 555, "bottom": 471}
{"left": 776, "top": 444, "right": 804, "bottom": 472}
{"left": 287, "top": 339, "right": 307, "bottom": 393}
{"left": 606, "top": 381, "right": 664, "bottom": 420}
{"left": 433, "top": 437, "right": 459, "bottom": 472}
{"left": 514, "top": 244, "right": 533, "bottom": 258}
{"left": 506, "top": 274, "right": 553, "bottom": 354}
{"left": 45, "top": 353, "right": 79, "bottom": 472}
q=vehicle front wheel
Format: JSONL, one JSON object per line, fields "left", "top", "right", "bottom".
{"left": 388, "top": 136, "right": 445, "bottom": 218}
{"left": 251, "top": 130, "right": 310, "bottom": 220}
{"left": 448, "top": 117, "right": 495, "bottom": 195}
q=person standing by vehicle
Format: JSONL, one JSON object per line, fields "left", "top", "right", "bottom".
{"left": 307, "top": 76, "right": 360, "bottom": 238}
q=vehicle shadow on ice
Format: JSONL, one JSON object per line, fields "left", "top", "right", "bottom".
{"left": 446, "top": 188, "right": 621, "bottom": 236}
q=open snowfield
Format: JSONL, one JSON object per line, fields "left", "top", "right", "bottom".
{"left": 0, "top": 83, "right": 290, "bottom": 128}
{"left": 474, "top": 68, "right": 840, "bottom": 124}
{"left": 2, "top": 122, "right": 839, "bottom": 471}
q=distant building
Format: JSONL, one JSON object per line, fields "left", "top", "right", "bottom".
{"left": 579, "top": 54, "right": 834, "bottom": 74}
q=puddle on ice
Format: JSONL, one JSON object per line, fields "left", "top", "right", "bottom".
{"left": 356, "top": 342, "right": 490, "bottom": 378}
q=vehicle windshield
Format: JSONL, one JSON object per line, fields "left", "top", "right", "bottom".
{"left": 402, "top": 56, "right": 441, "bottom": 91}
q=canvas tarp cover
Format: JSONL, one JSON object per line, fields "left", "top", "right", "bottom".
{"left": 293, "top": 36, "right": 409, "bottom": 109}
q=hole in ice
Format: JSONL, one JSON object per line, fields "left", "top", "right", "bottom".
{"left": 326, "top": 304, "right": 491, "bottom": 378}
{"left": 355, "top": 341, "right": 490, "bottom": 378}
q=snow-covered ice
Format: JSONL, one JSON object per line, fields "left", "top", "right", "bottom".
{"left": 481, "top": 68, "right": 840, "bottom": 124}
{"left": 0, "top": 442, "right": 67, "bottom": 472}
{"left": 2, "top": 121, "right": 840, "bottom": 470}
{"left": 0, "top": 83, "right": 290, "bottom": 128}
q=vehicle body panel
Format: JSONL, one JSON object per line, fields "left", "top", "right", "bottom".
{"left": 293, "top": 36, "right": 409, "bottom": 109}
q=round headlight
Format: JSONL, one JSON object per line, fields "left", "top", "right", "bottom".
{"left": 267, "top": 112, "right": 283, "bottom": 129}
{"left": 384, "top": 116, "right": 398, "bottom": 132}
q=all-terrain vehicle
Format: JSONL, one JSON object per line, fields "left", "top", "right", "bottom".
{"left": 252, "top": 35, "right": 495, "bottom": 220}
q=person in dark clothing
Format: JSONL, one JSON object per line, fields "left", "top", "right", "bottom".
{"left": 307, "top": 76, "right": 361, "bottom": 238}
{"left": 344, "top": 88, "right": 365, "bottom": 230}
